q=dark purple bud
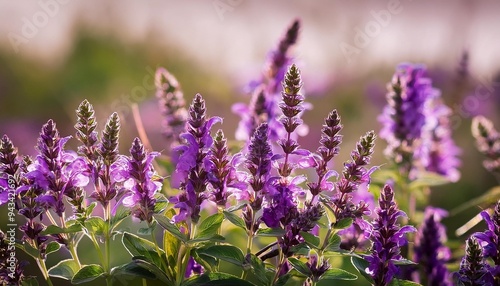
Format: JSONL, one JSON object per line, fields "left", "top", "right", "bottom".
{"left": 75, "top": 99, "right": 99, "bottom": 161}
{"left": 472, "top": 116, "right": 500, "bottom": 176}
{"left": 155, "top": 67, "right": 188, "bottom": 145}
{"left": 454, "top": 236, "right": 495, "bottom": 285}
{"left": 365, "top": 185, "right": 416, "bottom": 286}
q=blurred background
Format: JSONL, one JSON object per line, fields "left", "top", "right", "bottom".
{"left": 1, "top": 0, "right": 500, "bottom": 285}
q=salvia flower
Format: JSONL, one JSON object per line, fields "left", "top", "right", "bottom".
{"left": 74, "top": 99, "right": 99, "bottom": 161}
{"left": 307, "top": 109, "right": 343, "bottom": 197}
{"left": 421, "top": 98, "right": 461, "bottom": 182}
{"left": 474, "top": 200, "right": 500, "bottom": 279}
{"left": 365, "top": 184, "right": 416, "bottom": 286}
{"left": 171, "top": 93, "right": 221, "bottom": 224}
{"left": 205, "top": 129, "right": 243, "bottom": 207}
{"left": 117, "top": 137, "right": 162, "bottom": 223}
{"left": 241, "top": 123, "right": 273, "bottom": 235}
{"left": 27, "top": 120, "right": 89, "bottom": 217}
{"left": 155, "top": 67, "right": 188, "bottom": 145}
{"left": 277, "top": 64, "right": 310, "bottom": 177}
{"left": 454, "top": 236, "right": 495, "bottom": 285}
{"left": 332, "top": 130, "right": 376, "bottom": 224}
{"left": 232, "top": 86, "right": 269, "bottom": 141}
{"left": 413, "top": 207, "right": 453, "bottom": 286}
{"left": 379, "top": 63, "right": 437, "bottom": 177}
{"left": 234, "top": 19, "right": 306, "bottom": 144}
{"left": 472, "top": 116, "right": 500, "bottom": 176}
{"left": 0, "top": 135, "right": 20, "bottom": 205}
{"left": 89, "top": 112, "right": 121, "bottom": 207}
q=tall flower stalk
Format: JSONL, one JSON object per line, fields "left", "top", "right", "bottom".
{"left": 454, "top": 237, "right": 495, "bottom": 285}
{"left": 365, "top": 185, "right": 416, "bottom": 286}
{"left": 472, "top": 116, "right": 500, "bottom": 178}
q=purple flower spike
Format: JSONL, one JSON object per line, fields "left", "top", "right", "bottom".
{"left": 29, "top": 120, "right": 89, "bottom": 217}
{"left": 233, "top": 86, "right": 269, "bottom": 141}
{"left": 414, "top": 207, "right": 452, "bottom": 286}
{"left": 472, "top": 116, "right": 500, "bottom": 176}
{"left": 365, "top": 185, "right": 416, "bottom": 286}
{"left": 206, "top": 129, "right": 242, "bottom": 207}
{"left": 379, "top": 63, "right": 460, "bottom": 180}
{"left": 474, "top": 200, "right": 500, "bottom": 279}
{"left": 155, "top": 67, "right": 188, "bottom": 146}
{"left": 308, "top": 110, "right": 343, "bottom": 197}
{"left": 454, "top": 236, "right": 495, "bottom": 285}
{"left": 75, "top": 99, "right": 99, "bottom": 161}
{"left": 120, "top": 138, "right": 162, "bottom": 223}
{"left": 332, "top": 130, "right": 376, "bottom": 223}
{"left": 263, "top": 19, "right": 300, "bottom": 94}
{"left": 171, "top": 93, "right": 221, "bottom": 224}
{"left": 421, "top": 97, "right": 461, "bottom": 182}
{"left": 277, "top": 64, "right": 308, "bottom": 177}
{"left": 379, "top": 64, "right": 436, "bottom": 175}
{"left": 305, "top": 252, "right": 330, "bottom": 284}
{"left": 0, "top": 135, "right": 20, "bottom": 205}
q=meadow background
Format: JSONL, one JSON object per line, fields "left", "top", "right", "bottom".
{"left": 1, "top": 1, "right": 500, "bottom": 285}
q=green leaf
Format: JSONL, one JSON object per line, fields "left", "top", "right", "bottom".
{"left": 300, "top": 231, "right": 320, "bottom": 249}
{"left": 450, "top": 186, "right": 500, "bottom": 216}
{"left": 110, "top": 206, "right": 131, "bottom": 229}
{"left": 226, "top": 202, "right": 247, "bottom": 212}
{"left": 223, "top": 210, "right": 246, "bottom": 230}
{"left": 197, "top": 213, "right": 224, "bottom": 238}
{"left": 351, "top": 256, "right": 373, "bottom": 283}
{"left": 287, "top": 257, "right": 311, "bottom": 276}
{"left": 189, "top": 234, "right": 225, "bottom": 245}
{"left": 389, "top": 279, "right": 423, "bottom": 286}
{"left": 85, "top": 202, "right": 97, "bottom": 217}
{"left": 45, "top": 241, "right": 61, "bottom": 255}
{"left": 182, "top": 273, "right": 256, "bottom": 286}
{"left": 17, "top": 242, "right": 39, "bottom": 259}
{"left": 122, "top": 232, "right": 165, "bottom": 268}
{"left": 42, "top": 224, "right": 82, "bottom": 235}
{"left": 274, "top": 273, "right": 292, "bottom": 286}
{"left": 248, "top": 254, "right": 269, "bottom": 285}
{"left": 132, "top": 257, "right": 172, "bottom": 284}
{"left": 319, "top": 268, "right": 358, "bottom": 281}
{"left": 84, "top": 217, "right": 107, "bottom": 236}
{"left": 110, "top": 262, "right": 157, "bottom": 283}
{"left": 333, "top": 218, "right": 353, "bottom": 230}
{"left": 71, "top": 264, "right": 105, "bottom": 284}
{"left": 138, "top": 221, "right": 157, "bottom": 235}
{"left": 198, "top": 245, "right": 244, "bottom": 266}
{"left": 192, "top": 248, "right": 218, "bottom": 272}
{"left": 256, "top": 227, "right": 285, "bottom": 237}
{"left": 154, "top": 193, "right": 169, "bottom": 214}
{"left": 408, "top": 171, "right": 450, "bottom": 190}
{"left": 394, "top": 258, "right": 417, "bottom": 266}
{"left": 48, "top": 259, "right": 80, "bottom": 280}
{"left": 154, "top": 214, "right": 188, "bottom": 243}
{"left": 324, "top": 234, "right": 341, "bottom": 252}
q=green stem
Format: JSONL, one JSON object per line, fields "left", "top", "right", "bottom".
{"left": 36, "top": 257, "right": 54, "bottom": 286}
{"left": 149, "top": 222, "right": 168, "bottom": 274}
{"left": 142, "top": 278, "right": 148, "bottom": 286}
{"left": 271, "top": 251, "right": 285, "bottom": 285}
{"left": 89, "top": 233, "right": 106, "bottom": 270}
{"left": 67, "top": 241, "right": 82, "bottom": 269}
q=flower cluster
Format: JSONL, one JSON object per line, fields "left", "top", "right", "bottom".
{"left": 365, "top": 184, "right": 416, "bottom": 285}
{"left": 155, "top": 67, "right": 188, "bottom": 146}
{"left": 379, "top": 63, "right": 460, "bottom": 181}
{"left": 413, "top": 207, "right": 452, "bottom": 285}
{"left": 171, "top": 93, "right": 221, "bottom": 224}
{"left": 473, "top": 200, "right": 500, "bottom": 281}
{"left": 454, "top": 237, "right": 495, "bottom": 285}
